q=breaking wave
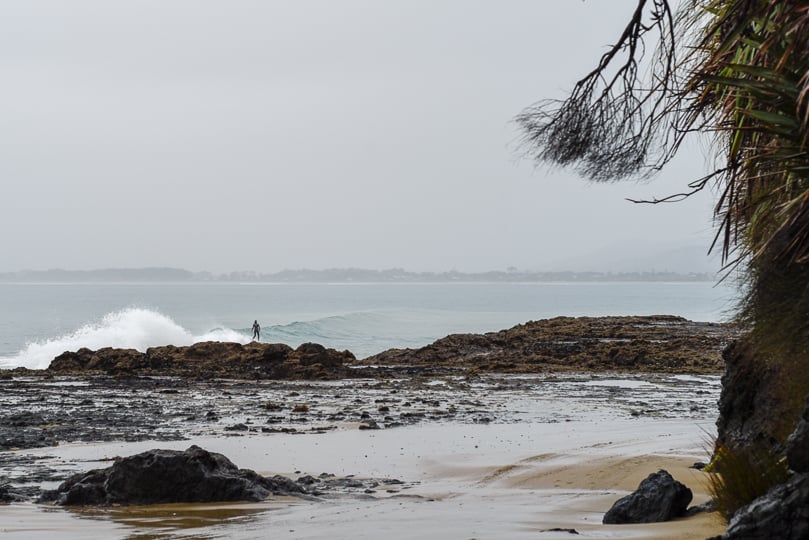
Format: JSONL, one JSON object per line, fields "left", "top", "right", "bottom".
{"left": 0, "top": 307, "right": 470, "bottom": 370}
{"left": 0, "top": 308, "right": 249, "bottom": 370}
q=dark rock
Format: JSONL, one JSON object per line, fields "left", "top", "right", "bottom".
{"left": 714, "top": 473, "right": 809, "bottom": 539}
{"left": 364, "top": 316, "right": 735, "bottom": 374}
{"left": 540, "top": 529, "right": 579, "bottom": 535}
{"left": 297, "top": 475, "right": 319, "bottom": 485}
{"left": 50, "top": 347, "right": 143, "bottom": 373}
{"left": 715, "top": 340, "right": 786, "bottom": 453}
{"left": 359, "top": 420, "right": 380, "bottom": 430}
{"left": 685, "top": 499, "right": 716, "bottom": 516}
{"left": 261, "top": 343, "right": 293, "bottom": 363}
{"left": 39, "top": 445, "right": 305, "bottom": 506}
{"left": 1, "top": 412, "right": 46, "bottom": 427}
{"left": 291, "top": 342, "right": 354, "bottom": 368}
{"left": 0, "top": 482, "right": 29, "bottom": 503}
{"left": 602, "top": 470, "right": 692, "bottom": 524}
{"left": 786, "top": 395, "right": 809, "bottom": 473}
{"left": 224, "top": 423, "right": 249, "bottom": 432}
{"left": 46, "top": 341, "right": 353, "bottom": 380}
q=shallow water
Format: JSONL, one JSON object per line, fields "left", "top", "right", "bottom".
{"left": 2, "top": 372, "right": 723, "bottom": 539}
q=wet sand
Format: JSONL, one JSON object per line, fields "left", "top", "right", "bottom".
{"left": 4, "top": 420, "right": 724, "bottom": 539}
{"left": 1, "top": 373, "right": 726, "bottom": 539}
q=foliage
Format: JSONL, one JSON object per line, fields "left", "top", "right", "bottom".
{"left": 705, "top": 442, "right": 789, "bottom": 523}
{"left": 517, "top": 1, "right": 809, "bottom": 441}
{"left": 519, "top": 1, "right": 809, "bottom": 272}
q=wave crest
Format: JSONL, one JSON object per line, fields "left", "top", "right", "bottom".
{"left": 0, "top": 308, "right": 249, "bottom": 370}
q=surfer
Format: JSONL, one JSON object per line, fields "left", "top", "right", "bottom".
{"left": 252, "top": 320, "right": 260, "bottom": 341}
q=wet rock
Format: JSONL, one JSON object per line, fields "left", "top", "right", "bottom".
{"left": 358, "top": 420, "right": 380, "bottom": 430}
{"left": 602, "top": 470, "right": 692, "bottom": 524}
{"left": 1, "top": 412, "right": 47, "bottom": 427}
{"left": 685, "top": 499, "right": 716, "bottom": 516}
{"left": 364, "top": 316, "right": 735, "bottom": 374}
{"left": 297, "top": 475, "right": 319, "bottom": 485}
{"left": 710, "top": 473, "right": 809, "bottom": 540}
{"left": 50, "top": 347, "right": 143, "bottom": 373}
{"left": 262, "top": 401, "right": 285, "bottom": 411}
{"left": 40, "top": 445, "right": 305, "bottom": 506}
{"left": 47, "top": 341, "right": 355, "bottom": 380}
{"left": 0, "top": 431, "right": 58, "bottom": 451}
{"left": 0, "top": 481, "right": 29, "bottom": 503}
{"left": 382, "top": 478, "right": 404, "bottom": 485}
{"left": 292, "top": 342, "right": 347, "bottom": 368}
{"left": 224, "top": 423, "right": 249, "bottom": 432}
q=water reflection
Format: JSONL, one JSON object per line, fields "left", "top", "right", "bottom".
{"left": 69, "top": 500, "right": 295, "bottom": 539}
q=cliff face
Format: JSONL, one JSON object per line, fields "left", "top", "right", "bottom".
{"left": 713, "top": 393, "right": 809, "bottom": 540}
{"left": 716, "top": 340, "right": 785, "bottom": 451}
{"left": 712, "top": 336, "right": 809, "bottom": 538}
{"left": 716, "top": 337, "right": 809, "bottom": 452}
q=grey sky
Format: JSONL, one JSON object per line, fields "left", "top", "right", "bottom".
{"left": 1, "top": 1, "right": 719, "bottom": 273}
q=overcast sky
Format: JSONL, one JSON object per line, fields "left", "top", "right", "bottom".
{"left": 1, "top": 1, "right": 720, "bottom": 273}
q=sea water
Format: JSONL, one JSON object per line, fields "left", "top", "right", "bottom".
{"left": 0, "top": 281, "right": 738, "bottom": 369}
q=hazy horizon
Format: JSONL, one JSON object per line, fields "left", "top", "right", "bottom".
{"left": 2, "top": 1, "right": 718, "bottom": 274}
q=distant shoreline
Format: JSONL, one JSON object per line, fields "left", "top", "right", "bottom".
{"left": 0, "top": 267, "right": 718, "bottom": 283}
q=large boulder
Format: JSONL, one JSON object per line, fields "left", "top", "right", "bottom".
{"left": 40, "top": 445, "right": 305, "bottom": 506}
{"left": 602, "top": 469, "right": 693, "bottom": 524}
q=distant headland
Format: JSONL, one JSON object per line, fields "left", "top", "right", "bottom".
{"left": 0, "top": 267, "right": 716, "bottom": 283}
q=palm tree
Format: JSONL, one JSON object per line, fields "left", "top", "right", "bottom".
{"left": 517, "top": 0, "right": 809, "bottom": 461}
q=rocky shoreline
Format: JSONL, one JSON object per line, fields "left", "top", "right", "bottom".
{"left": 0, "top": 315, "right": 750, "bottom": 537}
{"left": 2, "top": 315, "right": 738, "bottom": 380}
{"left": 365, "top": 315, "right": 735, "bottom": 374}
{"left": 0, "top": 368, "right": 722, "bottom": 505}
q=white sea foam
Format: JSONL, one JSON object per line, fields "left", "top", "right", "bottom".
{"left": 0, "top": 308, "right": 250, "bottom": 370}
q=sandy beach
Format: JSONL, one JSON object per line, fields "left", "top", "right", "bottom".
{"left": 1, "top": 373, "right": 726, "bottom": 539}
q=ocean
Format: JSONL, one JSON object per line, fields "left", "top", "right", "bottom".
{"left": 0, "top": 281, "right": 738, "bottom": 370}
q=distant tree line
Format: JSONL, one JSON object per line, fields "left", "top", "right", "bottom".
{"left": 0, "top": 267, "right": 715, "bottom": 283}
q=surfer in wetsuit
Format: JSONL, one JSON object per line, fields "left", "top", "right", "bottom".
{"left": 252, "top": 320, "right": 260, "bottom": 341}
